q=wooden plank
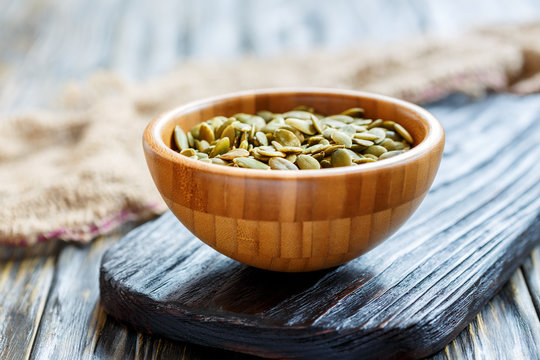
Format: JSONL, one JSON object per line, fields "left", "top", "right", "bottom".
{"left": 28, "top": 233, "right": 136, "bottom": 359}
{"left": 522, "top": 247, "right": 540, "bottom": 317}
{"left": 431, "top": 269, "right": 540, "bottom": 359}
{"left": 0, "top": 243, "right": 58, "bottom": 360}
{"left": 2, "top": 0, "right": 540, "bottom": 112}
{"left": 99, "top": 93, "right": 540, "bottom": 359}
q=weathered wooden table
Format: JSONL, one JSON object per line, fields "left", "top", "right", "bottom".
{"left": 1, "top": 1, "right": 540, "bottom": 359}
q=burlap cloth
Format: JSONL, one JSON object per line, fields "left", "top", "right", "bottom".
{"left": 2, "top": 23, "right": 540, "bottom": 246}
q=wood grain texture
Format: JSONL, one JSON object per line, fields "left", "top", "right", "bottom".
{"left": 143, "top": 89, "right": 444, "bottom": 272}
{"left": 0, "top": 243, "right": 58, "bottom": 360}
{"left": 2, "top": 1, "right": 540, "bottom": 359}
{"left": 102, "top": 93, "right": 540, "bottom": 359}
{"left": 431, "top": 269, "right": 540, "bottom": 359}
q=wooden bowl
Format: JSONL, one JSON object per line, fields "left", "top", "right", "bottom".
{"left": 143, "top": 88, "right": 445, "bottom": 272}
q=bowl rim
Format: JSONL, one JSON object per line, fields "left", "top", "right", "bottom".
{"left": 144, "top": 88, "right": 444, "bottom": 180}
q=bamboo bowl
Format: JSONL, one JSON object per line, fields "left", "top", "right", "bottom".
{"left": 143, "top": 89, "right": 445, "bottom": 272}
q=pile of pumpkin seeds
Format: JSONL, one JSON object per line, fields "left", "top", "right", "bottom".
{"left": 172, "top": 106, "right": 413, "bottom": 170}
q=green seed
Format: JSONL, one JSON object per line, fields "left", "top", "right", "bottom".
{"left": 274, "top": 129, "right": 301, "bottom": 147}
{"left": 257, "top": 148, "right": 286, "bottom": 157}
{"left": 280, "top": 146, "right": 304, "bottom": 154}
{"left": 255, "top": 131, "right": 268, "bottom": 146}
{"left": 367, "top": 119, "right": 383, "bottom": 129}
{"left": 211, "top": 158, "right": 228, "bottom": 165}
{"left": 257, "top": 110, "right": 274, "bottom": 122}
{"left": 170, "top": 106, "right": 413, "bottom": 170}
{"left": 297, "top": 154, "right": 321, "bottom": 169}
{"left": 341, "top": 107, "right": 365, "bottom": 117}
{"left": 340, "top": 124, "right": 356, "bottom": 137}
{"left": 209, "top": 137, "right": 230, "bottom": 158}
{"left": 269, "top": 157, "right": 299, "bottom": 170}
{"left": 331, "top": 131, "right": 353, "bottom": 148}
{"left": 363, "top": 145, "right": 388, "bottom": 157}
{"left": 180, "top": 148, "right": 196, "bottom": 157}
{"left": 379, "top": 150, "right": 405, "bottom": 160}
{"left": 380, "top": 138, "right": 396, "bottom": 151}
{"left": 310, "top": 114, "right": 325, "bottom": 134}
{"left": 187, "top": 132, "right": 195, "bottom": 148}
{"left": 233, "top": 157, "right": 270, "bottom": 170}
{"left": 326, "top": 114, "right": 354, "bottom": 123}
{"left": 323, "top": 144, "right": 346, "bottom": 155}
{"left": 221, "top": 125, "right": 236, "bottom": 144}
{"left": 195, "top": 139, "right": 210, "bottom": 152}
{"left": 286, "top": 118, "right": 317, "bottom": 135}
{"left": 354, "top": 132, "right": 379, "bottom": 141}
{"left": 354, "top": 157, "right": 376, "bottom": 164}
{"left": 394, "top": 123, "right": 413, "bottom": 144}
{"left": 198, "top": 122, "right": 215, "bottom": 143}
{"left": 233, "top": 122, "right": 252, "bottom": 132}
{"left": 381, "top": 120, "right": 396, "bottom": 130}
{"left": 219, "top": 148, "right": 250, "bottom": 160}
{"left": 331, "top": 149, "right": 353, "bottom": 167}
{"left": 353, "top": 138, "right": 375, "bottom": 147}
{"left": 368, "top": 128, "right": 386, "bottom": 144}
{"left": 174, "top": 126, "right": 189, "bottom": 151}
{"left": 282, "top": 110, "right": 312, "bottom": 120}
{"left": 320, "top": 159, "right": 332, "bottom": 168}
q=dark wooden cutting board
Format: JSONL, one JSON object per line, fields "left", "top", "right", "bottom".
{"left": 100, "top": 94, "right": 540, "bottom": 359}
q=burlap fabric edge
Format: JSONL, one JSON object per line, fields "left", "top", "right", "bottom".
{"left": 2, "top": 23, "right": 540, "bottom": 246}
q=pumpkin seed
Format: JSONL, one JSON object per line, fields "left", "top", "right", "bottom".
{"left": 331, "top": 131, "right": 353, "bottom": 148}
{"left": 286, "top": 118, "right": 317, "bottom": 135}
{"left": 233, "top": 157, "right": 270, "bottom": 170}
{"left": 171, "top": 105, "right": 413, "bottom": 170}
{"left": 394, "top": 123, "right": 413, "bottom": 144}
{"left": 369, "top": 127, "right": 387, "bottom": 144}
{"left": 195, "top": 139, "right": 210, "bottom": 152}
{"left": 257, "top": 148, "right": 286, "bottom": 157}
{"left": 274, "top": 129, "right": 301, "bottom": 147}
{"left": 187, "top": 132, "right": 195, "bottom": 148}
{"left": 180, "top": 148, "right": 196, "bottom": 157}
{"left": 255, "top": 131, "right": 268, "bottom": 146}
{"left": 381, "top": 120, "right": 396, "bottom": 130}
{"left": 283, "top": 110, "right": 312, "bottom": 120}
{"left": 331, "top": 149, "right": 353, "bottom": 167}
{"left": 320, "top": 159, "right": 332, "bottom": 168}
{"left": 220, "top": 148, "right": 250, "bottom": 160}
{"left": 367, "top": 119, "right": 383, "bottom": 129}
{"left": 174, "top": 126, "right": 189, "bottom": 151}
{"left": 221, "top": 125, "right": 236, "bottom": 144}
{"left": 269, "top": 157, "right": 298, "bottom": 170}
{"left": 363, "top": 145, "right": 388, "bottom": 157}
{"left": 379, "top": 138, "right": 396, "bottom": 151}
{"left": 280, "top": 146, "right": 304, "bottom": 154}
{"left": 341, "top": 107, "right": 365, "bottom": 117}
{"left": 379, "top": 150, "right": 405, "bottom": 160}
{"left": 354, "top": 132, "right": 379, "bottom": 141}
{"left": 198, "top": 122, "right": 215, "bottom": 143}
{"left": 353, "top": 138, "right": 375, "bottom": 147}
{"left": 292, "top": 105, "right": 315, "bottom": 113}
{"left": 310, "top": 114, "right": 325, "bottom": 134}
{"left": 211, "top": 158, "right": 228, "bottom": 165}
{"left": 285, "top": 154, "right": 297, "bottom": 163}
{"left": 297, "top": 155, "right": 321, "bottom": 169}
{"left": 209, "top": 137, "right": 230, "bottom": 157}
